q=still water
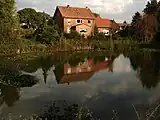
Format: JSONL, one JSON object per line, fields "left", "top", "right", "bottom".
{"left": 0, "top": 51, "right": 160, "bottom": 120}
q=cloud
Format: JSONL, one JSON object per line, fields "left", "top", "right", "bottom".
{"left": 16, "top": 0, "right": 150, "bottom": 23}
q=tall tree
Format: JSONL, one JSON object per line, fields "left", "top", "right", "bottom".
{"left": 18, "top": 8, "right": 41, "bottom": 29}
{"left": 131, "top": 12, "right": 142, "bottom": 26}
{"left": 131, "top": 12, "right": 142, "bottom": 39}
{"left": 156, "top": 5, "right": 160, "bottom": 40}
{"left": 138, "top": 0, "right": 158, "bottom": 42}
{"left": 144, "top": 0, "right": 157, "bottom": 14}
{"left": 0, "top": 0, "right": 21, "bottom": 53}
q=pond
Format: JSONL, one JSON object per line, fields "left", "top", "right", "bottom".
{"left": 0, "top": 51, "right": 160, "bottom": 120}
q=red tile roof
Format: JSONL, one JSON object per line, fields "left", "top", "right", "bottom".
{"left": 57, "top": 6, "right": 95, "bottom": 19}
{"left": 95, "top": 16, "right": 112, "bottom": 28}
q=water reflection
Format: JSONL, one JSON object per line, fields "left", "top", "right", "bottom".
{"left": 0, "top": 51, "right": 160, "bottom": 119}
{"left": 54, "top": 58, "right": 110, "bottom": 84}
{"left": 0, "top": 64, "right": 39, "bottom": 107}
{"left": 130, "top": 51, "right": 160, "bottom": 89}
{"left": 2, "top": 51, "right": 160, "bottom": 89}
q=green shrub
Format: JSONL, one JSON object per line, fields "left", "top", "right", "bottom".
{"left": 64, "top": 31, "right": 81, "bottom": 40}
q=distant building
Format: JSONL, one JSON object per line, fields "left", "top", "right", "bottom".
{"left": 95, "top": 16, "right": 119, "bottom": 36}
{"left": 53, "top": 5, "right": 95, "bottom": 37}
{"left": 118, "top": 23, "right": 131, "bottom": 31}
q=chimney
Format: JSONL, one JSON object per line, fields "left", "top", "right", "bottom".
{"left": 67, "top": 5, "right": 70, "bottom": 8}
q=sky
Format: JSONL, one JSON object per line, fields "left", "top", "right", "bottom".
{"left": 16, "top": 0, "right": 154, "bottom": 23}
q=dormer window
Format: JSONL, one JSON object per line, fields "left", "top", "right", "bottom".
{"left": 88, "top": 20, "right": 91, "bottom": 24}
{"left": 77, "top": 20, "right": 81, "bottom": 23}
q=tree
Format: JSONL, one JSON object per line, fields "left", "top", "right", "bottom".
{"left": 34, "top": 17, "right": 60, "bottom": 44}
{"left": 0, "top": 0, "right": 21, "bottom": 53}
{"left": 156, "top": 3, "right": 160, "bottom": 40}
{"left": 94, "top": 25, "right": 99, "bottom": 36}
{"left": 144, "top": 0, "right": 157, "bottom": 14}
{"left": 18, "top": 8, "right": 51, "bottom": 29}
{"left": 134, "top": 0, "right": 158, "bottom": 42}
{"left": 93, "top": 13, "right": 100, "bottom": 17}
{"left": 140, "top": 14, "right": 157, "bottom": 41}
{"left": 18, "top": 8, "right": 41, "bottom": 29}
{"left": 123, "top": 21, "right": 127, "bottom": 24}
{"left": 130, "top": 12, "right": 142, "bottom": 39}
{"left": 131, "top": 12, "right": 142, "bottom": 26}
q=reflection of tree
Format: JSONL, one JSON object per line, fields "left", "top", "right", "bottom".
{"left": 0, "top": 84, "right": 20, "bottom": 107}
{"left": 0, "top": 65, "right": 39, "bottom": 107}
{"left": 0, "top": 65, "right": 38, "bottom": 87}
{"left": 130, "top": 51, "right": 160, "bottom": 89}
{"left": 54, "top": 64, "right": 65, "bottom": 84}
{"left": 23, "top": 56, "right": 55, "bottom": 84}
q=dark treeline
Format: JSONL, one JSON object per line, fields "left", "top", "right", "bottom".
{"left": 121, "top": 0, "right": 160, "bottom": 42}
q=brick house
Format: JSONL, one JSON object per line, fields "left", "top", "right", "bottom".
{"left": 53, "top": 5, "right": 95, "bottom": 37}
{"left": 95, "top": 16, "right": 119, "bottom": 36}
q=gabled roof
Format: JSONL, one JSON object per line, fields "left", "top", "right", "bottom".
{"left": 95, "top": 16, "right": 112, "bottom": 28}
{"left": 56, "top": 6, "right": 95, "bottom": 19}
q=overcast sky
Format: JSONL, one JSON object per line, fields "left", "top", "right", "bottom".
{"left": 16, "top": 0, "right": 155, "bottom": 23}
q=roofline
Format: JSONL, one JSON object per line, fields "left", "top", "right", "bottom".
{"left": 64, "top": 16, "right": 95, "bottom": 20}
{"left": 57, "top": 6, "right": 95, "bottom": 20}
{"left": 57, "top": 5, "right": 91, "bottom": 10}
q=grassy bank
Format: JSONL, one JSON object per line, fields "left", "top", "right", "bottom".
{"left": 0, "top": 38, "right": 143, "bottom": 56}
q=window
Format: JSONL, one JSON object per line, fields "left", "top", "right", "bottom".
{"left": 77, "top": 20, "right": 81, "bottom": 23}
{"left": 88, "top": 20, "right": 91, "bottom": 24}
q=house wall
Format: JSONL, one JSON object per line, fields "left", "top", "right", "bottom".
{"left": 98, "top": 28, "right": 110, "bottom": 32}
{"left": 98, "top": 27, "right": 111, "bottom": 36}
{"left": 76, "top": 24, "right": 92, "bottom": 37}
{"left": 64, "top": 18, "right": 95, "bottom": 36}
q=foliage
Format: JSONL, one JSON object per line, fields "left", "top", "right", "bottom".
{"left": 0, "top": 0, "right": 21, "bottom": 54}
{"left": 131, "top": 12, "right": 142, "bottom": 26}
{"left": 18, "top": 8, "right": 60, "bottom": 45}
{"left": 93, "top": 13, "right": 100, "bottom": 17}
{"left": 64, "top": 31, "right": 82, "bottom": 40}
{"left": 144, "top": 0, "right": 158, "bottom": 14}
{"left": 123, "top": 20, "right": 127, "bottom": 24}
{"left": 94, "top": 25, "right": 99, "bottom": 36}
{"left": 125, "top": 0, "right": 159, "bottom": 42}
{"left": 156, "top": 3, "right": 160, "bottom": 40}
{"left": 35, "top": 25, "right": 60, "bottom": 44}
{"left": 18, "top": 8, "right": 51, "bottom": 29}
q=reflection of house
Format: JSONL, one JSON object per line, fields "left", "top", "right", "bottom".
{"left": 54, "top": 59, "right": 109, "bottom": 84}
{"left": 53, "top": 5, "right": 95, "bottom": 37}
{"left": 95, "top": 16, "right": 119, "bottom": 36}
